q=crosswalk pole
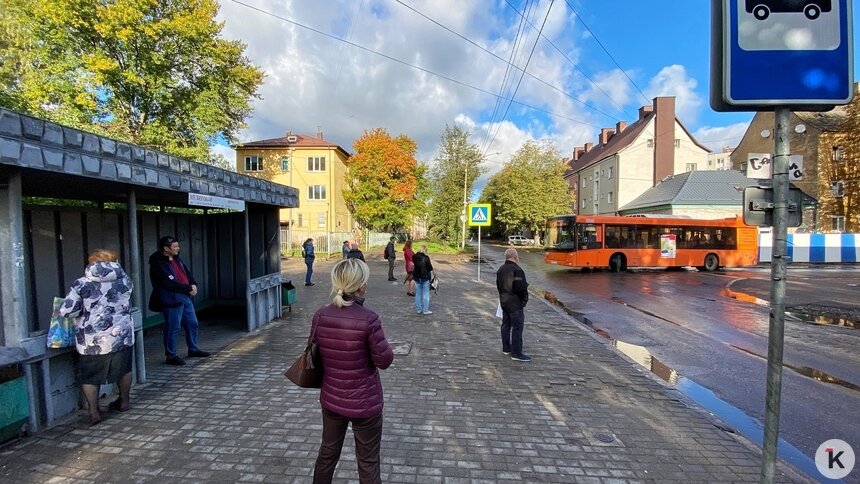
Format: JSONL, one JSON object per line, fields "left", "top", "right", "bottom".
{"left": 477, "top": 226, "right": 481, "bottom": 282}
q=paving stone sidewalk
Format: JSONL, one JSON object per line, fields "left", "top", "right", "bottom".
{"left": 0, "top": 256, "right": 810, "bottom": 483}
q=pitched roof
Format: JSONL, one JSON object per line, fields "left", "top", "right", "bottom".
{"left": 620, "top": 170, "right": 757, "bottom": 211}
{"left": 233, "top": 133, "right": 351, "bottom": 157}
{"left": 794, "top": 104, "right": 850, "bottom": 132}
{"left": 566, "top": 114, "right": 652, "bottom": 174}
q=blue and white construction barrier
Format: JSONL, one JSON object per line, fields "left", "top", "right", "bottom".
{"left": 759, "top": 232, "right": 860, "bottom": 263}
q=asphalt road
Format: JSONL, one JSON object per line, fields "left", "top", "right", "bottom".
{"left": 478, "top": 242, "right": 860, "bottom": 477}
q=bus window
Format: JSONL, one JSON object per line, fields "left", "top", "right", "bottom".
{"left": 576, "top": 223, "right": 602, "bottom": 249}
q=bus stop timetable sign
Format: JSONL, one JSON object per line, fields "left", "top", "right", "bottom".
{"left": 468, "top": 204, "right": 491, "bottom": 227}
{"left": 711, "top": 0, "right": 854, "bottom": 111}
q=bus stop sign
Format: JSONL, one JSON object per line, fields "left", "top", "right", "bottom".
{"left": 711, "top": 0, "right": 854, "bottom": 111}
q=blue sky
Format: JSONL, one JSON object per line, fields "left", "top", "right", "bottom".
{"left": 215, "top": 0, "right": 857, "bottom": 190}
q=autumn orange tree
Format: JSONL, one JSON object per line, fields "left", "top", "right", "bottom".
{"left": 344, "top": 128, "right": 427, "bottom": 231}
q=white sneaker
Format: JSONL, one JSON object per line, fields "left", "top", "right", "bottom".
{"left": 423, "top": 310, "right": 433, "bottom": 315}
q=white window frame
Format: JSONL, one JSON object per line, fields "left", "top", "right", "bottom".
{"left": 280, "top": 156, "right": 290, "bottom": 171}
{"left": 832, "top": 180, "right": 844, "bottom": 198}
{"left": 244, "top": 155, "right": 262, "bottom": 172}
{"left": 686, "top": 163, "right": 697, "bottom": 172}
{"left": 674, "top": 139, "right": 681, "bottom": 148}
{"left": 308, "top": 185, "right": 327, "bottom": 200}
{"left": 317, "top": 212, "right": 326, "bottom": 228}
{"left": 647, "top": 139, "right": 654, "bottom": 148}
{"left": 833, "top": 146, "right": 845, "bottom": 161}
{"left": 832, "top": 216, "right": 845, "bottom": 232}
{"left": 607, "top": 167, "right": 613, "bottom": 179}
{"left": 307, "top": 156, "right": 326, "bottom": 172}
{"left": 297, "top": 213, "right": 303, "bottom": 227}
{"left": 607, "top": 192, "right": 614, "bottom": 204}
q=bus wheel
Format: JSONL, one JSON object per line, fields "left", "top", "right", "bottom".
{"left": 609, "top": 254, "right": 626, "bottom": 273}
{"left": 703, "top": 254, "right": 719, "bottom": 272}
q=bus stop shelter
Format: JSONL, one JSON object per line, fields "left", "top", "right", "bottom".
{"left": 0, "top": 108, "right": 297, "bottom": 435}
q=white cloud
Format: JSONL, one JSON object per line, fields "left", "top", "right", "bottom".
{"left": 645, "top": 64, "right": 702, "bottom": 124}
{"left": 693, "top": 121, "right": 751, "bottom": 153}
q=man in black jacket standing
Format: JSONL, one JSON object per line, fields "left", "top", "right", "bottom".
{"left": 148, "top": 236, "right": 210, "bottom": 366}
{"left": 385, "top": 237, "right": 397, "bottom": 281}
{"left": 496, "top": 248, "right": 531, "bottom": 362}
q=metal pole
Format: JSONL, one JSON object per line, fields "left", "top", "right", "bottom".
{"left": 288, "top": 147, "right": 294, "bottom": 252}
{"left": 461, "top": 164, "right": 468, "bottom": 249}
{"left": 760, "top": 107, "right": 790, "bottom": 483}
{"left": 477, "top": 226, "right": 481, "bottom": 282}
{"left": 127, "top": 189, "right": 146, "bottom": 384}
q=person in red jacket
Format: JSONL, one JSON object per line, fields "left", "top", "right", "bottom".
{"left": 312, "top": 258, "right": 394, "bottom": 483}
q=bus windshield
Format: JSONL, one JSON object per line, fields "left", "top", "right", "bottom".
{"left": 546, "top": 216, "right": 577, "bottom": 250}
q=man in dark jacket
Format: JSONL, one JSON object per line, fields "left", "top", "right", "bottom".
{"left": 148, "top": 236, "right": 210, "bottom": 366}
{"left": 496, "top": 248, "right": 531, "bottom": 362}
{"left": 384, "top": 237, "right": 397, "bottom": 281}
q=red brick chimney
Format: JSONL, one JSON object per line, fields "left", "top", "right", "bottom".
{"left": 573, "top": 147, "right": 584, "bottom": 161}
{"left": 653, "top": 96, "right": 676, "bottom": 185}
{"left": 616, "top": 121, "right": 627, "bottom": 134}
{"left": 600, "top": 128, "right": 614, "bottom": 145}
{"left": 584, "top": 142, "right": 593, "bottom": 153}
{"left": 638, "top": 105, "right": 653, "bottom": 120}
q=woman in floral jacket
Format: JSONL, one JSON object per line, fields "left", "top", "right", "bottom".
{"left": 60, "top": 249, "right": 134, "bottom": 425}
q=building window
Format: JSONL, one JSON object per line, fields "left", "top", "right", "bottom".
{"left": 308, "top": 185, "right": 327, "bottom": 200}
{"left": 581, "top": 198, "right": 586, "bottom": 209}
{"left": 280, "top": 156, "right": 290, "bottom": 171}
{"left": 607, "top": 192, "right": 614, "bottom": 204}
{"left": 833, "top": 146, "right": 845, "bottom": 161}
{"left": 647, "top": 139, "right": 654, "bottom": 148}
{"left": 831, "top": 180, "right": 844, "bottom": 198}
{"left": 307, "top": 156, "right": 326, "bottom": 172}
{"left": 686, "top": 163, "right": 697, "bottom": 172}
{"left": 674, "top": 139, "right": 681, "bottom": 148}
{"left": 244, "top": 156, "right": 262, "bottom": 172}
{"left": 297, "top": 213, "right": 303, "bottom": 227}
{"left": 832, "top": 216, "right": 845, "bottom": 232}
{"left": 317, "top": 212, "right": 326, "bottom": 228}
{"left": 607, "top": 167, "right": 613, "bottom": 179}
{"left": 740, "top": 162, "right": 748, "bottom": 174}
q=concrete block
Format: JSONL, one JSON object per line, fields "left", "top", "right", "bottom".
{"left": 180, "top": 178, "right": 190, "bottom": 191}
{"left": 20, "top": 144, "right": 44, "bottom": 168}
{"left": 0, "top": 138, "right": 20, "bottom": 164}
{"left": 157, "top": 153, "right": 169, "bottom": 169}
{"left": 64, "top": 153, "right": 82, "bottom": 174}
{"left": 168, "top": 156, "right": 180, "bottom": 172}
{"left": 190, "top": 179, "right": 200, "bottom": 192}
{"left": 158, "top": 173, "right": 170, "bottom": 188}
{"left": 21, "top": 117, "right": 44, "bottom": 140}
{"left": 42, "top": 123, "right": 63, "bottom": 146}
{"left": 0, "top": 111, "right": 22, "bottom": 137}
{"left": 116, "top": 142, "right": 131, "bottom": 161}
{"left": 82, "top": 134, "right": 99, "bottom": 153}
{"left": 180, "top": 160, "right": 191, "bottom": 173}
{"left": 132, "top": 166, "right": 145, "bottom": 183}
{"left": 168, "top": 174, "right": 180, "bottom": 189}
{"left": 100, "top": 160, "right": 117, "bottom": 180}
{"left": 131, "top": 146, "right": 145, "bottom": 163}
{"left": 63, "top": 127, "right": 82, "bottom": 148}
{"left": 82, "top": 155, "right": 100, "bottom": 175}
{"left": 145, "top": 150, "right": 157, "bottom": 166}
{"left": 144, "top": 168, "right": 158, "bottom": 185}
{"left": 100, "top": 138, "right": 116, "bottom": 156}
{"left": 116, "top": 163, "right": 132, "bottom": 180}
{"left": 43, "top": 148, "right": 63, "bottom": 169}
{"left": 190, "top": 163, "right": 200, "bottom": 177}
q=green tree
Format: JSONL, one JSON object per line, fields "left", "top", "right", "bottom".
{"left": 344, "top": 128, "right": 426, "bottom": 232}
{"left": 428, "top": 125, "right": 484, "bottom": 243}
{"left": 0, "top": 0, "right": 263, "bottom": 163}
{"left": 480, "top": 139, "right": 573, "bottom": 235}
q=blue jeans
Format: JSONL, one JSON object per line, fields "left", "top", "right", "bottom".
{"left": 414, "top": 279, "right": 430, "bottom": 313}
{"left": 305, "top": 260, "right": 314, "bottom": 284}
{"left": 501, "top": 308, "right": 524, "bottom": 356}
{"left": 162, "top": 294, "right": 200, "bottom": 358}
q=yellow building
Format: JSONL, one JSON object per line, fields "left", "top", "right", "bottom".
{"left": 233, "top": 130, "right": 354, "bottom": 235}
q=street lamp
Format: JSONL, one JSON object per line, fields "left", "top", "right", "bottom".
{"left": 461, "top": 152, "right": 500, "bottom": 249}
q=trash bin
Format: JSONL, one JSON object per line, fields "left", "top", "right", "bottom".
{"left": 281, "top": 280, "right": 297, "bottom": 312}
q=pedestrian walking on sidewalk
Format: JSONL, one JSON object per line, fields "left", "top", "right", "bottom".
{"left": 60, "top": 249, "right": 134, "bottom": 425}
{"left": 497, "top": 248, "right": 531, "bottom": 362}
{"left": 346, "top": 243, "right": 365, "bottom": 261}
{"left": 312, "top": 258, "right": 394, "bottom": 484}
{"left": 412, "top": 245, "right": 434, "bottom": 315}
{"left": 384, "top": 236, "right": 397, "bottom": 281}
{"left": 403, "top": 240, "right": 415, "bottom": 296}
{"left": 148, "top": 236, "right": 211, "bottom": 366}
{"left": 302, "top": 238, "right": 316, "bottom": 286}
{"left": 342, "top": 240, "right": 350, "bottom": 259}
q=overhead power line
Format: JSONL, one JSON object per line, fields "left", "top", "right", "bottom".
{"left": 228, "top": 0, "right": 601, "bottom": 131}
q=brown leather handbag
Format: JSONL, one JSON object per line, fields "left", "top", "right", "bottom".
{"left": 284, "top": 322, "right": 322, "bottom": 388}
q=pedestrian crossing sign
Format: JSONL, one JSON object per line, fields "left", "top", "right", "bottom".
{"left": 468, "top": 204, "right": 491, "bottom": 227}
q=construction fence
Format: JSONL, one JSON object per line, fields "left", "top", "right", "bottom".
{"left": 280, "top": 228, "right": 397, "bottom": 258}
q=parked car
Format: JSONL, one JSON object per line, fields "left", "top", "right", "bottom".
{"left": 508, "top": 235, "right": 534, "bottom": 246}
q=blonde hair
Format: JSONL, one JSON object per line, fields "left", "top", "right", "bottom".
{"left": 330, "top": 258, "right": 370, "bottom": 308}
{"left": 87, "top": 249, "right": 118, "bottom": 265}
{"left": 417, "top": 245, "right": 428, "bottom": 254}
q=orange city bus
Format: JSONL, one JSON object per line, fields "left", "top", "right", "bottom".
{"left": 543, "top": 214, "right": 759, "bottom": 272}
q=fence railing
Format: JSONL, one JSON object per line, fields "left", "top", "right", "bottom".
{"left": 280, "top": 228, "right": 396, "bottom": 257}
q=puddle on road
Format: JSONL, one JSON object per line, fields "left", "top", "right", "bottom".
{"left": 785, "top": 310, "right": 857, "bottom": 329}
{"left": 593, "top": 332, "right": 820, "bottom": 479}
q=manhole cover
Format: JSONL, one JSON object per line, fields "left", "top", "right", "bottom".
{"left": 595, "top": 432, "right": 615, "bottom": 443}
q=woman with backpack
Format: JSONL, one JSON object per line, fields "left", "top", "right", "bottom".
{"left": 302, "top": 238, "right": 315, "bottom": 286}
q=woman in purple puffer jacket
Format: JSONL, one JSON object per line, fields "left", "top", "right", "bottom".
{"left": 312, "top": 258, "right": 394, "bottom": 483}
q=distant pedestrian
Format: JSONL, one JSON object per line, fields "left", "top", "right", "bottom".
{"left": 496, "top": 248, "right": 531, "bottom": 362}
{"left": 346, "top": 243, "right": 365, "bottom": 261}
{"left": 342, "top": 240, "right": 350, "bottom": 259}
{"left": 60, "top": 249, "right": 134, "bottom": 425}
{"left": 403, "top": 240, "right": 415, "bottom": 297}
{"left": 311, "top": 258, "right": 394, "bottom": 483}
{"left": 303, "top": 238, "right": 316, "bottom": 286}
{"left": 412, "top": 245, "right": 433, "bottom": 315}
{"left": 385, "top": 236, "right": 397, "bottom": 281}
{"left": 148, "top": 236, "right": 210, "bottom": 366}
